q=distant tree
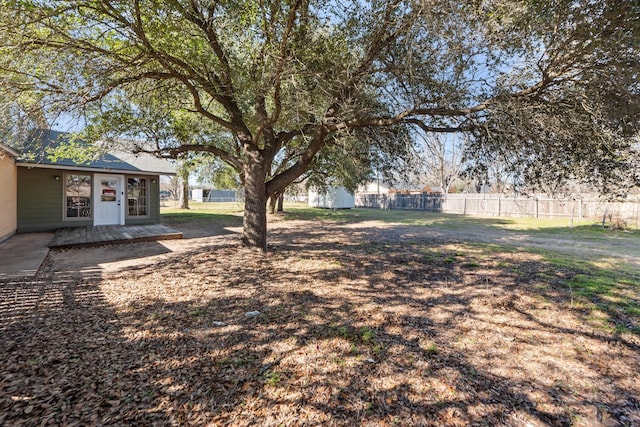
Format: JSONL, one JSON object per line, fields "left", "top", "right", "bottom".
{"left": 1, "top": 1, "right": 639, "bottom": 249}
{"left": 175, "top": 159, "right": 194, "bottom": 209}
{"left": 196, "top": 157, "right": 242, "bottom": 192}
{"left": 0, "top": 93, "right": 49, "bottom": 143}
{"left": 417, "top": 133, "right": 467, "bottom": 193}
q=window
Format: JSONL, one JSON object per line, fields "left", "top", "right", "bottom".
{"left": 127, "top": 177, "right": 148, "bottom": 217}
{"left": 65, "top": 174, "right": 91, "bottom": 219}
{"left": 100, "top": 179, "right": 118, "bottom": 202}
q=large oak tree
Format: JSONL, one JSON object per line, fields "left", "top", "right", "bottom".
{"left": 1, "top": 0, "right": 639, "bottom": 249}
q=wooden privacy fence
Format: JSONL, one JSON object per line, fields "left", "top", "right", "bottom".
{"left": 355, "top": 193, "right": 640, "bottom": 228}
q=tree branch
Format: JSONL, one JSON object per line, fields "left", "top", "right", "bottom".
{"left": 137, "top": 143, "right": 242, "bottom": 171}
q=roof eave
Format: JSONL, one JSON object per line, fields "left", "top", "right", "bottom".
{"left": 15, "top": 162, "right": 175, "bottom": 175}
{"left": 0, "top": 143, "right": 20, "bottom": 158}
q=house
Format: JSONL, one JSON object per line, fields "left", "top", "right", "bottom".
{"left": 0, "top": 142, "right": 19, "bottom": 242}
{"left": 192, "top": 188, "right": 237, "bottom": 203}
{"left": 308, "top": 186, "right": 355, "bottom": 209}
{"left": 420, "top": 185, "right": 445, "bottom": 194}
{"left": 14, "top": 129, "right": 175, "bottom": 233}
{"left": 357, "top": 180, "right": 392, "bottom": 195}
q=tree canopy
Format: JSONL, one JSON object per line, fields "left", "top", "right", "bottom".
{"left": 1, "top": 0, "right": 639, "bottom": 248}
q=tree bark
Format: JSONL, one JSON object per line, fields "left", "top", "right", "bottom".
{"left": 241, "top": 152, "right": 268, "bottom": 250}
{"left": 268, "top": 191, "right": 285, "bottom": 215}
{"left": 268, "top": 195, "right": 277, "bottom": 215}
{"left": 277, "top": 194, "right": 284, "bottom": 212}
{"left": 179, "top": 170, "right": 190, "bottom": 209}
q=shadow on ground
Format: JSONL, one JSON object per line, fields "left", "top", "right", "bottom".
{"left": 162, "top": 212, "right": 243, "bottom": 239}
{"left": 1, "top": 219, "right": 638, "bottom": 426}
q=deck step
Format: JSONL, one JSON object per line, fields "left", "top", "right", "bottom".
{"left": 49, "top": 224, "right": 182, "bottom": 249}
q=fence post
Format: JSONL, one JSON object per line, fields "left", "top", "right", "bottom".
{"left": 463, "top": 196, "right": 467, "bottom": 215}
{"left": 498, "top": 196, "right": 501, "bottom": 217}
{"left": 535, "top": 197, "right": 539, "bottom": 218}
{"left": 579, "top": 197, "right": 583, "bottom": 221}
{"left": 571, "top": 205, "right": 575, "bottom": 228}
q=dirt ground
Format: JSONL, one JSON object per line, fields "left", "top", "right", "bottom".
{"left": 1, "top": 214, "right": 639, "bottom": 426}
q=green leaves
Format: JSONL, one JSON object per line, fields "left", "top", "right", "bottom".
{"left": 1, "top": 0, "right": 639, "bottom": 246}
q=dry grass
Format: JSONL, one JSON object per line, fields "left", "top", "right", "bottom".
{"left": 1, "top": 211, "right": 639, "bottom": 426}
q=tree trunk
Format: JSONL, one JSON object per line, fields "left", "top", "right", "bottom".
{"left": 268, "top": 195, "right": 277, "bottom": 215}
{"left": 268, "top": 191, "right": 285, "bottom": 215}
{"left": 242, "top": 153, "right": 268, "bottom": 250}
{"left": 179, "top": 171, "right": 190, "bottom": 209}
{"left": 277, "top": 194, "right": 284, "bottom": 212}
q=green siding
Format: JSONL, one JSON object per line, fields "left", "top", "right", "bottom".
{"left": 17, "top": 168, "right": 162, "bottom": 232}
{"left": 17, "top": 167, "right": 92, "bottom": 232}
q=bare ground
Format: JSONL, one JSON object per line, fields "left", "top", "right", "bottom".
{"left": 1, "top": 215, "right": 639, "bottom": 426}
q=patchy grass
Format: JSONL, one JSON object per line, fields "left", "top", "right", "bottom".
{"left": 160, "top": 206, "right": 241, "bottom": 222}
{"left": 161, "top": 201, "right": 244, "bottom": 213}
{"left": 282, "top": 205, "right": 505, "bottom": 228}
{"left": 508, "top": 245, "right": 640, "bottom": 333}
{"left": 1, "top": 208, "right": 639, "bottom": 426}
{"left": 284, "top": 204, "right": 640, "bottom": 235}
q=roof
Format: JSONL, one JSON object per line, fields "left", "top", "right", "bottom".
{"left": 14, "top": 129, "right": 175, "bottom": 175}
{"left": 0, "top": 142, "right": 19, "bottom": 158}
{"left": 109, "top": 149, "right": 176, "bottom": 175}
{"left": 421, "top": 185, "right": 444, "bottom": 193}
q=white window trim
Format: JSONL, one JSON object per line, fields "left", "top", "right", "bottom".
{"left": 126, "top": 176, "right": 150, "bottom": 219}
{"left": 63, "top": 172, "right": 93, "bottom": 221}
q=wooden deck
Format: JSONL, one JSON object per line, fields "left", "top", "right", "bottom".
{"left": 49, "top": 224, "right": 183, "bottom": 249}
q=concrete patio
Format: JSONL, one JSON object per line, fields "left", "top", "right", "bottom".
{"left": 0, "top": 224, "right": 183, "bottom": 279}
{"left": 0, "top": 233, "right": 53, "bottom": 280}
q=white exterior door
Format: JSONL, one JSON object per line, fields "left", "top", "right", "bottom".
{"left": 94, "top": 174, "right": 125, "bottom": 226}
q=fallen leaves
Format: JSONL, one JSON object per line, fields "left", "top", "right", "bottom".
{"left": 0, "top": 219, "right": 638, "bottom": 426}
